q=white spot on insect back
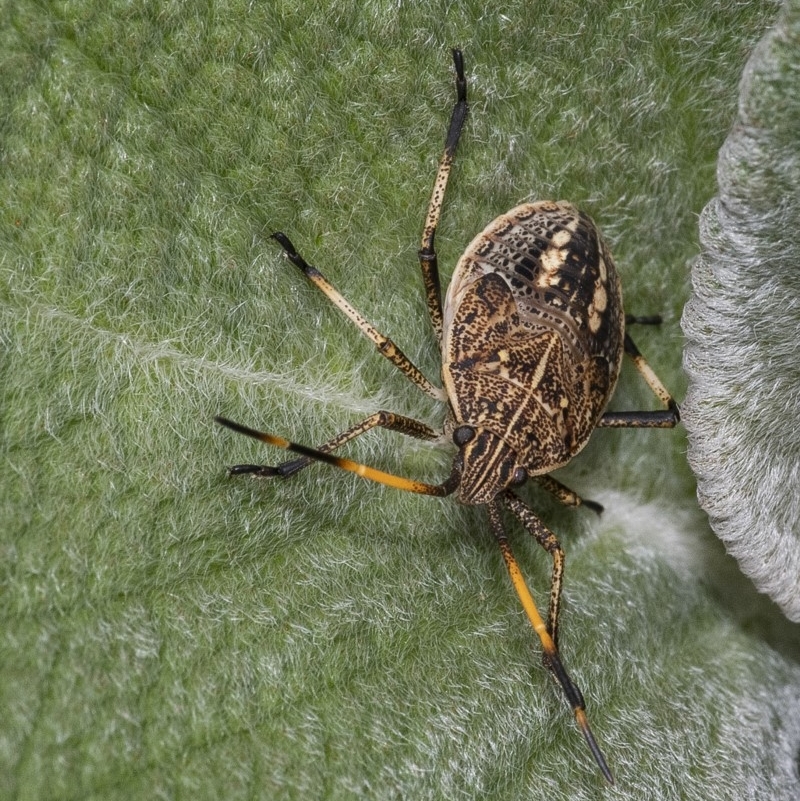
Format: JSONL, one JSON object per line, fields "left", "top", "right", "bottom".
{"left": 587, "top": 282, "right": 607, "bottom": 332}
{"left": 598, "top": 254, "right": 608, "bottom": 282}
{"left": 552, "top": 229, "right": 572, "bottom": 248}
{"left": 538, "top": 245, "right": 567, "bottom": 286}
{"left": 594, "top": 284, "right": 607, "bottom": 312}
{"left": 536, "top": 217, "right": 580, "bottom": 288}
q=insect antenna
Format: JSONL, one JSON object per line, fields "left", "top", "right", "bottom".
{"left": 214, "top": 416, "right": 460, "bottom": 497}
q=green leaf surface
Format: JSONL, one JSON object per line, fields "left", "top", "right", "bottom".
{"left": 2, "top": 2, "right": 799, "bottom": 799}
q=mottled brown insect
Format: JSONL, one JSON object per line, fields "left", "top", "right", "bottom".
{"left": 216, "top": 50, "right": 679, "bottom": 784}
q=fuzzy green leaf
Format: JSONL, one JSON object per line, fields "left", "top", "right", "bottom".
{"left": 683, "top": 0, "right": 800, "bottom": 622}
{"left": 2, "top": 2, "right": 799, "bottom": 799}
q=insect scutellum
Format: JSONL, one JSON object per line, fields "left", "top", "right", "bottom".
{"left": 215, "top": 48, "right": 679, "bottom": 785}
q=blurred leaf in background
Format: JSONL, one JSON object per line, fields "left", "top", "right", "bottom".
{"left": 683, "top": 0, "right": 800, "bottom": 623}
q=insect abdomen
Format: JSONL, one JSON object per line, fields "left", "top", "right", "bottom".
{"left": 442, "top": 201, "right": 625, "bottom": 473}
{"left": 445, "top": 202, "right": 623, "bottom": 360}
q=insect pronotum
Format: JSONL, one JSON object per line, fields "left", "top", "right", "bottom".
{"left": 216, "top": 49, "right": 680, "bottom": 784}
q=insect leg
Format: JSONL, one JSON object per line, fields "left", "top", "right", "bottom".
{"left": 597, "top": 333, "right": 680, "bottom": 428}
{"left": 270, "top": 233, "right": 445, "bottom": 402}
{"left": 418, "top": 48, "right": 469, "bottom": 343}
{"left": 625, "top": 313, "right": 663, "bottom": 326}
{"left": 487, "top": 501, "right": 614, "bottom": 784}
{"left": 502, "top": 491, "right": 565, "bottom": 648}
{"left": 622, "top": 332, "right": 679, "bottom": 411}
{"left": 215, "top": 415, "right": 459, "bottom": 497}
{"left": 217, "top": 412, "right": 439, "bottom": 479}
{"left": 534, "top": 475, "right": 604, "bottom": 515}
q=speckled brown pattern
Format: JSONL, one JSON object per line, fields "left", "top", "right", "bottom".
{"left": 443, "top": 202, "right": 624, "bottom": 482}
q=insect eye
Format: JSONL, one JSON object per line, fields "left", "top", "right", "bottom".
{"left": 510, "top": 466, "right": 528, "bottom": 487}
{"left": 452, "top": 425, "right": 476, "bottom": 446}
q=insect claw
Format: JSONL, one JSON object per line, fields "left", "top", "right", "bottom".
{"left": 227, "top": 464, "right": 273, "bottom": 476}
{"left": 451, "top": 48, "right": 466, "bottom": 101}
{"left": 270, "top": 231, "right": 296, "bottom": 254}
{"left": 542, "top": 642, "right": 614, "bottom": 783}
{"left": 582, "top": 498, "right": 604, "bottom": 516}
{"left": 575, "top": 708, "right": 615, "bottom": 785}
{"left": 227, "top": 462, "right": 303, "bottom": 478}
{"left": 625, "top": 313, "right": 662, "bottom": 326}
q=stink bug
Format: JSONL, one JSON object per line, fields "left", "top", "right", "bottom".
{"left": 216, "top": 49, "right": 679, "bottom": 784}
